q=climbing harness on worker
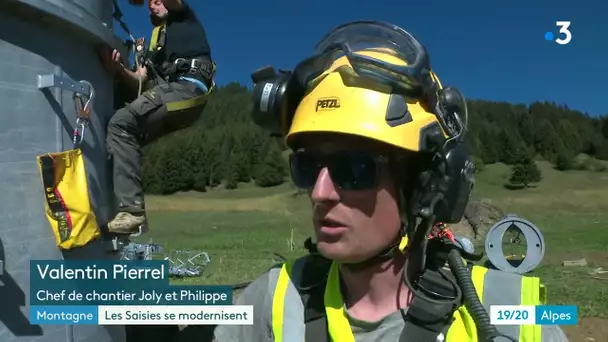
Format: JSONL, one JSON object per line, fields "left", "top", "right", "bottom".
{"left": 102, "top": 0, "right": 216, "bottom": 238}
{"left": 95, "top": 0, "right": 217, "bottom": 279}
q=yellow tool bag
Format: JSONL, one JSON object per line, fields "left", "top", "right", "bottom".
{"left": 37, "top": 87, "right": 100, "bottom": 250}
{"left": 37, "top": 149, "right": 101, "bottom": 250}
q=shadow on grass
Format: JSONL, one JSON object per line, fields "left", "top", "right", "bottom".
{"left": 503, "top": 183, "right": 538, "bottom": 190}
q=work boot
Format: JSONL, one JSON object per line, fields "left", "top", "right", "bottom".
{"left": 107, "top": 212, "right": 147, "bottom": 235}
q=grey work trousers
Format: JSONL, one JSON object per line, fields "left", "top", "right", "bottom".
{"left": 106, "top": 81, "right": 205, "bottom": 214}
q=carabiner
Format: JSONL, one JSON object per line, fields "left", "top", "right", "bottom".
{"left": 74, "top": 80, "right": 95, "bottom": 119}
{"left": 73, "top": 125, "right": 83, "bottom": 145}
{"left": 80, "top": 80, "right": 95, "bottom": 112}
{"left": 73, "top": 117, "right": 88, "bottom": 145}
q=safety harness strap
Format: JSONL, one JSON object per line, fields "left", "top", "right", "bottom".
{"left": 303, "top": 289, "right": 329, "bottom": 342}
{"left": 149, "top": 24, "right": 213, "bottom": 87}
{"left": 399, "top": 268, "right": 460, "bottom": 341}
{"left": 296, "top": 254, "right": 332, "bottom": 342}
{"left": 146, "top": 25, "right": 215, "bottom": 112}
{"left": 149, "top": 25, "right": 166, "bottom": 53}
{"left": 147, "top": 24, "right": 167, "bottom": 72}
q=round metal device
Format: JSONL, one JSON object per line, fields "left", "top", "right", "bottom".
{"left": 485, "top": 214, "right": 545, "bottom": 274}
{"left": 454, "top": 236, "right": 475, "bottom": 255}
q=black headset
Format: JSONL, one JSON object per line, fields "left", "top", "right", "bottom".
{"left": 249, "top": 64, "right": 475, "bottom": 225}
{"left": 250, "top": 66, "right": 305, "bottom": 138}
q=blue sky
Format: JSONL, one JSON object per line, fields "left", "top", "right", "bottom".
{"left": 116, "top": 0, "right": 606, "bottom": 116}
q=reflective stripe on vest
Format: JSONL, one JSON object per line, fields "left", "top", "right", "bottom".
{"left": 447, "top": 265, "right": 544, "bottom": 342}
{"left": 272, "top": 263, "right": 291, "bottom": 342}
{"left": 271, "top": 258, "right": 308, "bottom": 342}
{"left": 271, "top": 258, "right": 545, "bottom": 342}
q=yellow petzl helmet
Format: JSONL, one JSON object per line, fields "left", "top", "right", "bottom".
{"left": 286, "top": 49, "right": 448, "bottom": 153}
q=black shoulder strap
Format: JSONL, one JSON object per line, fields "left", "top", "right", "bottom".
{"left": 399, "top": 268, "right": 461, "bottom": 341}
{"left": 293, "top": 253, "right": 332, "bottom": 342}
{"left": 303, "top": 283, "right": 328, "bottom": 342}
{"left": 157, "top": 26, "right": 167, "bottom": 50}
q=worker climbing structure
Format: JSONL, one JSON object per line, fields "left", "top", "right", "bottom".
{"left": 1, "top": 0, "right": 147, "bottom": 341}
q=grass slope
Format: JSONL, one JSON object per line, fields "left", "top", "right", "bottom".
{"left": 135, "top": 162, "right": 608, "bottom": 340}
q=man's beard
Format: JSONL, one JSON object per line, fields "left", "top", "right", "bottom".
{"left": 149, "top": 13, "right": 166, "bottom": 26}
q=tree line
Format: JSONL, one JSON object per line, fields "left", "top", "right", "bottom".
{"left": 140, "top": 82, "right": 608, "bottom": 194}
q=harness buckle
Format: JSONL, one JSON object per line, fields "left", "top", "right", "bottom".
{"left": 189, "top": 58, "right": 201, "bottom": 72}
{"left": 172, "top": 58, "right": 199, "bottom": 76}
{"left": 174, "top": 57, "right": 213, "bottom": 76}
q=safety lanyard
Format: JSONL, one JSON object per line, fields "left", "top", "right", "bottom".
{"left": 72, "top": 81, "right": 94, "bottom": 146}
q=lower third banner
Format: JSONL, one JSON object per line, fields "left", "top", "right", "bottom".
{"left": 30, "top": 305, "right": 253, "bottom": 325}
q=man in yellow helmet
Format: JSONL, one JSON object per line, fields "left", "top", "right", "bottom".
{"left": 214, "top": 21, "right": 569, "bottom": 342}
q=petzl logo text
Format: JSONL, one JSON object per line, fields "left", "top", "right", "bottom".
{"left": 316, "top": 97, "right": 340, "bottom": 111}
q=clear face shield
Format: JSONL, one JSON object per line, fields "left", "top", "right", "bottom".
{"left": 291, "top": 20, "right": 468, "bottom": 143}
{"left": 293, "top": 21, "right": 435, "bottom": 97}
{"left": 249, "top": 20, "right": 468, "bottom": 146}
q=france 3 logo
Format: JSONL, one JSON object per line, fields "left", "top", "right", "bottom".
{"left": 545, "top": 21, "right": 572, "bottom": 45}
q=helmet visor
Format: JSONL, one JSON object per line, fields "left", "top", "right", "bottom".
{"left": 294, "top": 21, "right": 432, "bottom": 94}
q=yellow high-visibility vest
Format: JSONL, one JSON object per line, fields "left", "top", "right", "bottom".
{"left": 271, "top": 256, "right": 547, "bottom": 342}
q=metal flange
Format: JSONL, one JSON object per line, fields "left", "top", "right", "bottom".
{"left": 485, "top": 214, "right": 545, "bottom": 274}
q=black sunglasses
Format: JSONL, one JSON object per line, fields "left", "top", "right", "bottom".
{"left": 289, "top": 151, "right": 389, "bottom": 190}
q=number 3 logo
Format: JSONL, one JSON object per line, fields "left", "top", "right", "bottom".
{"left": 555, "top": 21, "right": 572, "bottom": 45}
